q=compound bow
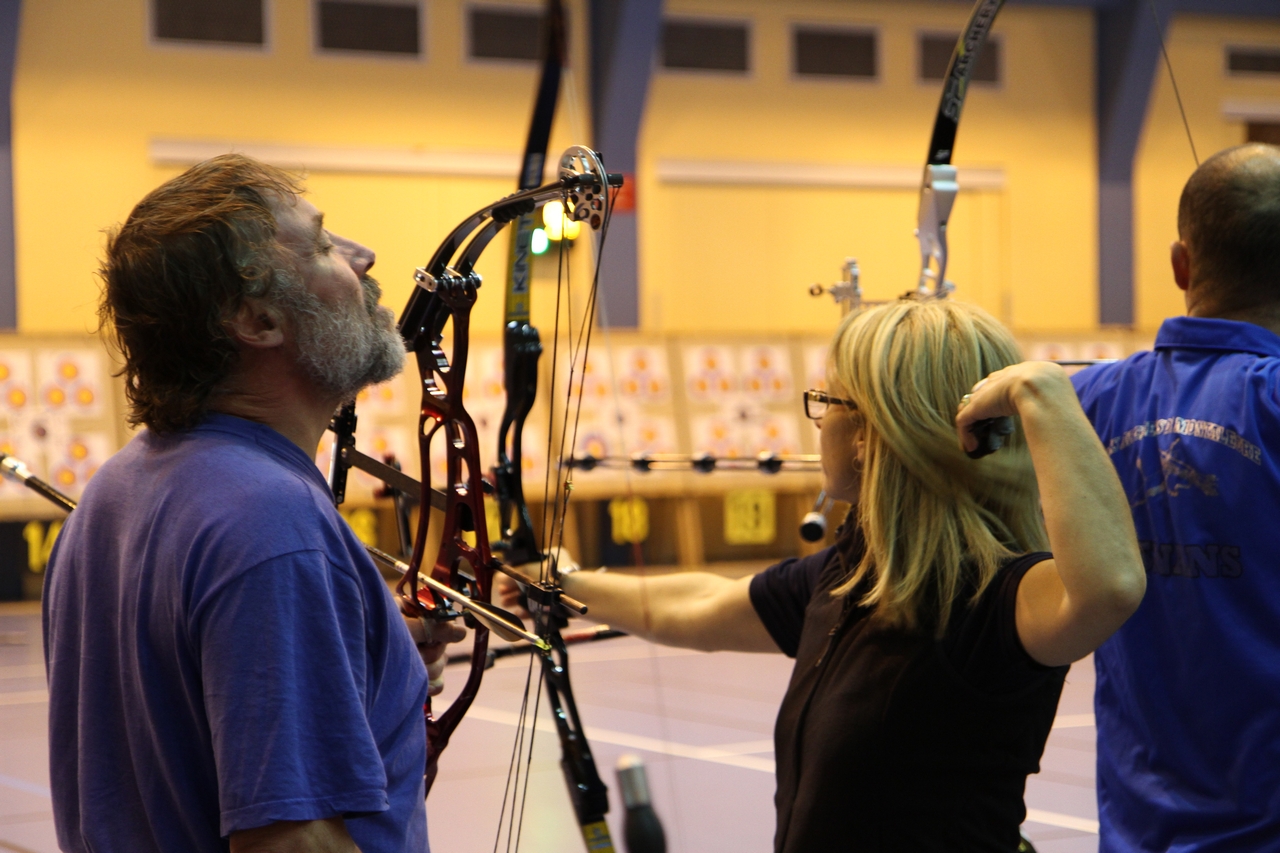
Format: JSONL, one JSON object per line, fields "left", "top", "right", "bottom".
{"left": 389, "top": 145, "right": 618, "bottom": 799}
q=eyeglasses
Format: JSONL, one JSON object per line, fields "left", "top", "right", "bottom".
{"left": 803, "top": 389, "right": 857, "bottom": 420}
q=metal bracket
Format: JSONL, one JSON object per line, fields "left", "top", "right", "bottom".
{"left": 808, "top": 258, "right": 862, "bottom": 314}
{"left": 915, "top": 163, "right": 959, "bottom": 298}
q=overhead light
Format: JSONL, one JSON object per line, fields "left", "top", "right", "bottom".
{"left": 543, "top": 200, "right": 565, "bottom": 240}
{"left": 542, "top": 200, "right": 581, "bottom": 242}
{"left": 531, "top": 227, "right": 550, "bottom": 255}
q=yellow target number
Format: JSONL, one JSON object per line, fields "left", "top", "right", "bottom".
{"left": 724, "top": 489, "right": 776, "bottom": 545}
{"left": 608, "top": 496, "right": 650, "bottom": 545}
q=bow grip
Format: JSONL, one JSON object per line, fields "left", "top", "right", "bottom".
{"left": 965, "top": 416, "right": 1015, "bottom": 459}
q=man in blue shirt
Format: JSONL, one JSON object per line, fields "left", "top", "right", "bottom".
{"left": 44, "top": 155, "right": 456, "bottom": 853}
{"left": 1073, "top": 143, "right": 1280, "bottom": 851}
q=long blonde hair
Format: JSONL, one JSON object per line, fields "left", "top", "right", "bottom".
{"left": 830, "top": 299, "right": 1047, "bottom": 634}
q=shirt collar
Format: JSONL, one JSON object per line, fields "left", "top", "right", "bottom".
{"left": 196, "top": 412, "right": 328, "bottom": 489}
{"left": 1154, "top": 316, "right": 1280, "bottom": 358}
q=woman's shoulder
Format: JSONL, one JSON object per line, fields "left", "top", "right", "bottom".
{"left": 942, "top": 551, "right": 1064, "bottom": 692}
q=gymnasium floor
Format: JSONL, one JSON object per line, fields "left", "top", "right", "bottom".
{"left": 0, "top": 600, "right": 1099, "bottom": 853}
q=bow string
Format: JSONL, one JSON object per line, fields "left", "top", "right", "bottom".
{"left": 489, "top": 4, "right": 619, "bottom": 849}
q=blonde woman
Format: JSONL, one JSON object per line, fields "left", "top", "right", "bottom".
{"left": 512, "top": 299, "right": 1144, "bottom": 852}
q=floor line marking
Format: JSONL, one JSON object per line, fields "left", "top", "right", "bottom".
{"left": 467, "top": 705, "right": 776, "bottom": 773}
{"left": 1023, "top": 808, "right": 1099, "bottom": 833}
{"left": 470, "top": 705, "right": 1100, "bottom": 833}
{"left": 701, "top": 739, "right": 774, "bottom": 755}
{"left": 0, "top": 775, "right": 50, "bottom": 799}
{"left": 0, "top": 691, "right": 47, "bottom": 707}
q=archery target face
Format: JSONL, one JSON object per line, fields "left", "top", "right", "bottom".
{"left": 352, "top": 426, "right": 416, "bottom": 494}
{"left": 803, "top": 343, "right": 829, "bottom": 393}
{"left": 1028, "top": 342, "right": 1077, "bottom": 362}
{"left": 0, "top": 351, "right": 33, "bottom": 419}
{"left": 570, "top": 402, "right": 676, "bottom": 461}
{"left": 689, "top": 410, "right": 745, "bottom": 458}
{"left": 803, "top": 342, "right": 830, "bottom": 448}
{"left": 44, "top": 431, "right": 110, "bottom": 498}
{"left": 563, "top": 349, "right": 612, "bottom": 406}
{"left": 464, "top": 345, "right": 548, "bottom": 485}
{"left": 0, "top": 430, "right": 36, "bottom": 503}
{"left": 356, "top": 376, "right": 406, "bottom": 416}
{"left": 37, "top": 350, "right": 104, "bottom": 417}
{"left": 684, "top": 344, "right": 738, "bottom": 402}
{"left": 463, "top": 346, "right": 506, "bottom": 409}
{"left": 1081, "top": 341, "right": 1125, "bottom": 360}
{"left": 614, "top": 344, "right": 671, "bottom": 403}
{"left": 744, "top": 409, "right": 802, "bottom": 456}
{"left": 690, "top": 401, "right": 802, "bottom": 459}
{"left": 740, "top": 344, "right": 793, "bottom": 402}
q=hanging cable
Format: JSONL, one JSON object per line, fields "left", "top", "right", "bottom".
{"left": 1148, "top": 0, "right": 1199, "bottom": 166}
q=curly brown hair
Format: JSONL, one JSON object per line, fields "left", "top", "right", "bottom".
{"left": 99, "top": 154, "right": 303, "bottom": 432}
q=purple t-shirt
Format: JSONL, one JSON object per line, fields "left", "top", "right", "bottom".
{"left": 43, "top": 414, "right": 429, "bottom": 853}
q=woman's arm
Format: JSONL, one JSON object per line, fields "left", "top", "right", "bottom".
{"left": 956, "top": 362, "right": 1146, "bottom": 667}
{"left": 500, "top": 564, "right": 778, "bottom": 653}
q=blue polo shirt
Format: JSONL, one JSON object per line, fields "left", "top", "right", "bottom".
{"left": 1073, "top": 317, "right": 1280, "bottom": 852}
{"left": 43, "top": 414, "right": 429, "bottom": 853}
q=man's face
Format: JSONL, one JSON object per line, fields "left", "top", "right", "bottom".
{"left": 270, "top": 195, "right": 405, "bottom": 401}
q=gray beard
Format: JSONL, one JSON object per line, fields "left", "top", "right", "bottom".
{"left": 281, "top": 274, "right": 406, "bottom": 402}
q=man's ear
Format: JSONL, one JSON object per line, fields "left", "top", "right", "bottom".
{"left": 1171, "top": 240, "right": 1192, "bottom": 292}
{"left": 225, "top": 297, "right": 285, "bottom": 349}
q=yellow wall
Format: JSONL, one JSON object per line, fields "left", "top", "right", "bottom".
{"left": 11, "top": 0, "right": 1280, "bottom": 340}
{"left": 1135, "top": 13, "right": 1280, "bottom": 330}
{"left": 641, "top": 0, "right": 1096, "bottom": 335}
{"left": 12, "top": 0, "right": 592, "bottom": 337}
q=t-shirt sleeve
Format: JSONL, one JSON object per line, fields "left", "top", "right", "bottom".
{"left": 748, "top": 547, "right": 834, "bottom": 657}
{"left": 192, "top": 550, "right": 391, "bottom": 837}
{"left": 943, "top": 552, "right": 1065, "bottom": 694}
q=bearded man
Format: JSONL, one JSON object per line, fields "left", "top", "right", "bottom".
{"left": 43, "top": 155, "right": 452, "bottom": 853}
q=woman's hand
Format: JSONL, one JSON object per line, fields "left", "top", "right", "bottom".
{"left": 494, "top": 571, "right": 527, "bottom": 616}
{"left": 954, "top": 360, "right": 1145, "bottom": 666}
{"left": 404, "top": 615, "right": 467, "bottom": 696}
{"left": 493, "top": 547, "right": 581, "bottom": 617}
{"left": 954, "top": 361, "right": 1074, "bottom": 455}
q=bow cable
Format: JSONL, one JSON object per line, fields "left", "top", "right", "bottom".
{"left": 1147, "top": 0, "right": 1199, "bottom": 167}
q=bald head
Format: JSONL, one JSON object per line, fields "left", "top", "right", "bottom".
{"left": 1177, "top": 144, "right": 1280, "bottom": 314}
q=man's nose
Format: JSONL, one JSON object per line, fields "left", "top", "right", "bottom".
{"left": 333, "top": 234, "right": 375, "bottom": 276}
